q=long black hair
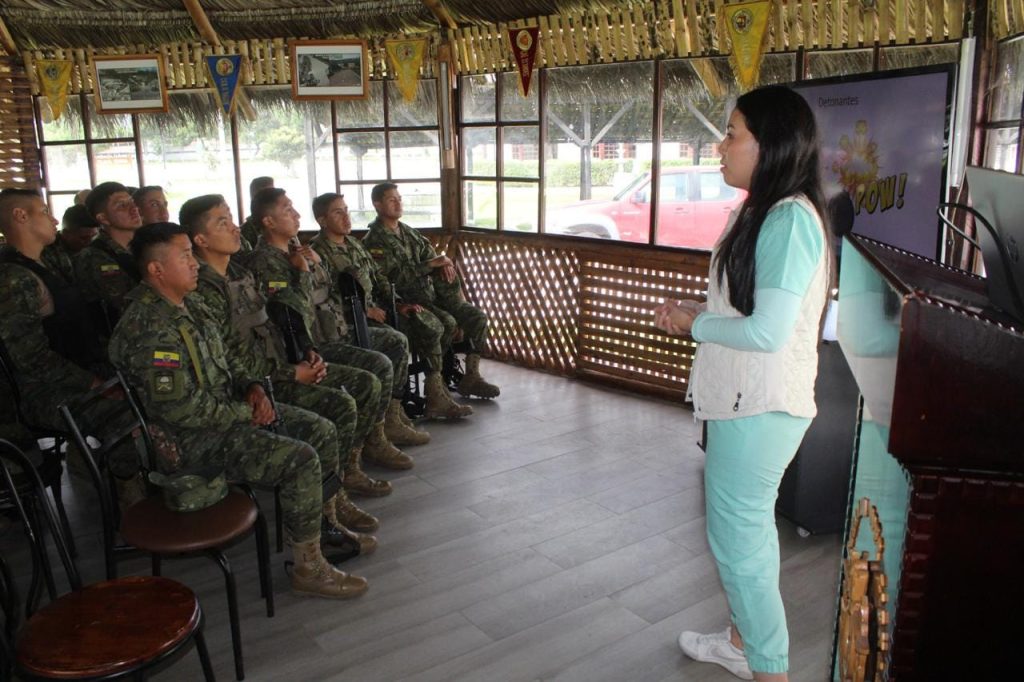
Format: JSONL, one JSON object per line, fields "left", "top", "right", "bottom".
{"left": 714, "top": 85, "right": 829, "bottom": 315}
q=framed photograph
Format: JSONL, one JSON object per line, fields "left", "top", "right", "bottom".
{"left": 291, "top": 39, "right": 369, "bottom": 100}
{"left": 92, "top": 54, "right": 168, "bottom": 114}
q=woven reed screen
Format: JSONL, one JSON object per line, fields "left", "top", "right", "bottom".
{"left": 0, "top": 55, "right": 40, "bottom": 188}
{"left": 447, "top": 231, "right": 708, "bottom": 401}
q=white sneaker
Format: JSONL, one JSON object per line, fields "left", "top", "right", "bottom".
{"left": 677, "top": 627, "right": 753, "bottom": 680}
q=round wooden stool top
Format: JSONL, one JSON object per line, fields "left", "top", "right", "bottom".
{"left": 121, "top": 489, "right": 258, "bottom": 554}
{"left": 17, "top": 575, "right": 201, "bottom": 679}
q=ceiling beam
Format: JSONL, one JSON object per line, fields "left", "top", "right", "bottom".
{"left": 181, "top": 0, "right": 256, "bottom": 120}
{"left": 422, "top": 0, "right": 458, "bottom": 29}
{"left": 0, "top": 15, "right": 18, "bottom": 55}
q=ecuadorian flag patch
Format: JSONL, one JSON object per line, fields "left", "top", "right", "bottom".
{"left": 100, "top": 264, "right": 121, "bottom": 276}
{"left": 369, "top": 248, "right": 384, "bottom": 261}
{"left": 267, "top": 280, "right": 288, "bottom": 292}
{"left": 152, "top": 351, "right": 181, "bottom": 368}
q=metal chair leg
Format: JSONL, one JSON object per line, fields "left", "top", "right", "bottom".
{"left": 273, "top": 487, "right": 283, "bottom": 554}
{"left": 48, "top": 481, "right": 77, "bottom": 558}
{"left": 253, "top": 509, "right": 274, "bottom": 617}
{"left": 151, "top": 554, "right": 162, "bottom": 576}
{"left": 194, "top": 622, "right": 217, "bottom": 682}
{"left": 209, "top": 549, "right": 244, "bottom": 681}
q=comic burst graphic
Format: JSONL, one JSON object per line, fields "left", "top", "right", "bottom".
{"left": 832, "top": 120, "right": 880, "bottom": 196}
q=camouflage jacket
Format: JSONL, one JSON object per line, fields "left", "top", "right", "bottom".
{"left": 40, "top": 239, "right": 76, "bottom": 285}
{"left": 238, "top": 216, "right": 260, "bottom": 253}
{"left": 110, "top": 284, "right": 254, "bottom": 446}
{"left": 73, "top": 230, "right": 140, "bottom": 327}
{"left": 0, "top": 246, "right": 94, "bottom": 392}
{"left": 362, "top": 218, "right": 438, "bottom": 305}
{"left": 194, "top": 259, "right": 293, "bottom": 384}
{"left": 244, "top": 240, "right": 349, "bottom": 347}
{"left": 309, "top": 231, "right": 395, "bottom": 312}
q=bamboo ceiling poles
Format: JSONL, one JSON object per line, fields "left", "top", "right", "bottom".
{"left": 0, "top": 15, "right": 17, "bottom": 56}
{"left": 181, "top": 0, "right": 256, "bottom": 121}
{"left": 422, "top": 0, "right": 458, "bottom": 30}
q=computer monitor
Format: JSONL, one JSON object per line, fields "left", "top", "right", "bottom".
{"left": 964, "top": 166, "right": 1024, "bottom": 323}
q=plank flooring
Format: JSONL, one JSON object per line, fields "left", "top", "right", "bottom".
{"left": 0, "top": 361, "right": 843, "bottom": 681}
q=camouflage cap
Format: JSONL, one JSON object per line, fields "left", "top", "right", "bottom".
{"left": 148, "top": 469, "right": 228, "bottom": 512}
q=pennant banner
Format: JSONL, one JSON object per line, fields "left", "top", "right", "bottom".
{"left": 36, "top": 59, "right": 73, "bottom": 121}
{"left": 724, "top": 0, "right": 771, "bottom": 92}
{"left": 205, "top": 54, "right": 243, "bottom": 116}
{"left": 508, "top": 27, "right": 540, "bottom": 97}
{"left": 385, "top": 38, "right": 427, "bottom": 103}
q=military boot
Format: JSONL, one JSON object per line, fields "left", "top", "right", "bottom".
{"left": 425, "top": 371, "right": 474, "bottom": 420}
{"left": 384, "top": 398, "right": 430, "bottom": 446}
{"left": 363, "top": 422, "right": 414, "bottom": 470}
{"left": 290, "top": 536, "right": 368, "bottom": 599}
{"left": 323, "top": 498, "right": 378, "bottom": 555}
{"left": 334, "top": 489, "right": 380, "bottom": 532}
{"left": 342, "top": 446, "right": 393, "bottom": 497}
{"left": 458, "top": 354, "right": 501, "bottom": 398}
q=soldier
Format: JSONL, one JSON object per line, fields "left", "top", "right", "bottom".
{"left": 181, "top": 193, "right": 383, "bottom": 529}
{"left": 40, "top": 204, "right": 99, "bottom": 283}
{"left": 75, "top": 181, "right": 144, "bottom": 333}
{"left": 0, "top": 188, "right": 137, "bottom": 482}
{"left": 239, "top": 176, "right": 274, "bottom": 251}
{"left": 245, "top": 187, "right": 415, "bottom": 489}
{"left": 363, "top": 182, "right": 500, "bottom": 410}
{"left": 133, "top": 185, "right": 170, "bottom": 226}
{"left": 109, "top": 222, "right": 368, "bottom": 599}
{"left": 309, "top": 192, "right": 432, "bottom": 444}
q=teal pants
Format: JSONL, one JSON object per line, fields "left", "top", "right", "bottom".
{"left": 705, "top": 412, "right": 811, "bottom": 674}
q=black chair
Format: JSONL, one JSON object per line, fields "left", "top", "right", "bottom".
{"left": 0, "top": 338, "right": 76, "bottom": 557}
{"left": 59, "top": 374, "right": 272, "bottom": 681}
{"left": 0, "top": 439, "right": 216, "bottom": 682}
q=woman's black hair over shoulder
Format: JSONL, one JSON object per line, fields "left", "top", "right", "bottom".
{"left": 714, "top": 85, "right": 828, "bottom": 315}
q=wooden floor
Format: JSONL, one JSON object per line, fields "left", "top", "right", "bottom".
{"left": 2, "top": 361, "right": 842, "bottom": 681}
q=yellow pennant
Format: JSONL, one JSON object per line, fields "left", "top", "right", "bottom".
{"left": 723, "top": 0, "right": 772, "bottom": 92}
{"left": 36, "top": 59, "right": 73, "bottom": 121}
{"left": 385, "top": 38, "right": 427, "bottom": 103}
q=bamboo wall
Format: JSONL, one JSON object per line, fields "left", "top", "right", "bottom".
{"left": 0, "top": 56, "right": 39, "bottom": 188}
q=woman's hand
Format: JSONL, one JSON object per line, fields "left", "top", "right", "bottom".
{"left": 653, "top": 299, "right": 702, "bottom": 336}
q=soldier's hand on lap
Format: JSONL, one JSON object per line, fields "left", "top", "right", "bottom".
{"left": 367, "top": 306, "right": 387, "bottom": 323}
{"left": 245, "top": 384, "right": 277, "bottom": 425}
{"left": 440, "top": 263, "right": 457, "bottom": 283}
{"left": 397, "top": 302, "right": 422, "bottom": 316}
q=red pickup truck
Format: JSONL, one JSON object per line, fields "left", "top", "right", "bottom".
{"left": 546, "top": 166, "right": 745, "bottom": 250}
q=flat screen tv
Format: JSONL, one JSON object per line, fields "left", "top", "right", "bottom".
{"left": 792, "top": 65, "right": 955, "bottom": 260}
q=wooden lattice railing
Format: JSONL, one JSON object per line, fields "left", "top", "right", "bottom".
{"left": 447, "top": 230, "right": 710, "bottom": 401}
{"left": 0, "top": 55, "right": 40, "bottom": 188}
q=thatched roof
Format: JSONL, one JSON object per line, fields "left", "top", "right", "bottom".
{"left": 0, "top": 1, "right": 640, "bottom": 50}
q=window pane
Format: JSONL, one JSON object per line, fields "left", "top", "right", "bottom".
{"left": 460, "top": 74, "right": 496, "bottom": 123}
{"left": 984, "top": 127, "right": 1019, "bottom": 172}
{"left": 336, "top": 81, "right": 385, "bottom": 129}
{"left": 500, "top": 71, "right": 538, "bottom": 121}
{"left": 805, "top": 50, "right": 874, "bottom": 79}
{"left": 338, "top": 132, "right": 386, "bottom": 182}
{"left": 47, "top": 193, "right": 78, "bottom": 226}
{"left": 463, "top": 127, "right": 496, "bottom": 176}
{"left": 43, "top": 145, "right": 90, "bottom": 192}
{"left": 990, "top": 38, "right": 1024, "bottom": 121}
{"left": 40, "top": 96, "right": 84, "bottom": 141}
{"left": 393, "top": 181, "right": 441, "bottom": 228}
{"left": 139, "top": 115, "right": 237, "bottom": 219}
{"left": 463, "top": 180, "right": 496, "bottom": 228}
{"left": 338, "top": 183, "right": 379, "bottom": 230}
{"left": 93, "top": 143, "right": 140, "bottom": 188}
{"left": 544, "top": 62, "right": 654, "bottom": 241}
{"left": 390, "top": 130, "right": 440, "bottom": 180}
{"left": 85, "top": 95, "right": 133, "bottom": 139}
{"left": 880, "top": 44, "right": 959, "bottom": 71}
{"left": 387, "top": 78, "right": 438, "bottom": 127}
{"left": 503, "top": 181, "right": 539, "bottom": 232}
{"left": 502, "top": 125, "right": 539, "bottom": 178}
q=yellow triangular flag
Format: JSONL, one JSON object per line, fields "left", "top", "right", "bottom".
{"left": 723, "top": 0, "right": 772, "bottom": 92}
{"left": 385, "top": 38, "right": 427, "bottom": 102}
{"left": 36, "top": 60, "right": 73, "bottom": 121}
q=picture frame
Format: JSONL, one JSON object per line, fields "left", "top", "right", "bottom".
{"left": 91, "top": 54, "right": 168, "bottom": 114}
{"left": 290, "top": 39, "right": 369, "bottom": 100}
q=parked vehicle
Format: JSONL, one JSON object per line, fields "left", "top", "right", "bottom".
{"left": 546, "top": 166, "right": 745, "bottom": 250}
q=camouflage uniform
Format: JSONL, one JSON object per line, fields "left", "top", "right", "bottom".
{"left": 40, "top": 239, "right": 76, "bottom": 284}
{"left": 363, "top": 218, "right": 489, "bottom": 372}
{"left": 109, "top": 283, "right": 331, "bottom": 543}
{"left": 244, "top": 241, "right": 390, "bottom": 435}
{"left": 0, "top": 246, "right": 134, "bottom": 476}
{"left": 194, "top": 259, "right": 359, "bottom": 454}
{"left": 238, "top": 216, "right": 259, "bottom": 253}
{"left": 309, "top": 231, "right": 410, "bottom": 398}
{"left": 73, "top": 230, "right": 140, "bottom": 334}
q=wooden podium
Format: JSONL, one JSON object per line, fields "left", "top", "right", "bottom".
{"left": 833, "top": 236, "right": 1024, "bottom": 681}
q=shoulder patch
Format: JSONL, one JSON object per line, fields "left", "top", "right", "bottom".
{"left": 267, "top": 280, "right": 288, "bottom": 292}
{"left": 152, "top": 350, "right": 182, "bottom": 368}
{"left": 100, "top": 263, "right": 122, "bottom": 276}
{"left": 154, "top": 371, "right": 175, "bottom": 394}
{"left": 369, "top": 248, "right": 385, "bottom": 260}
